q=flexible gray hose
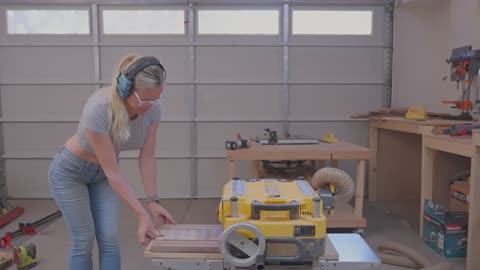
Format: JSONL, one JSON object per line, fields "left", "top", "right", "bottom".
{"left": 374, "top": 241, "right": 451, "bottom": 270}
{"left": 311, "top": 167, "right": 355, "bottom": 204}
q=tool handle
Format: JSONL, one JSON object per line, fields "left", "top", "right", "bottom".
{"left": 451, "top": 128, "right": 470, "bottom": 137}
{"left": 251, "top": 200, "right": 299, "bottom": 220}
{"left": 265, "top": 238, "right": 307, "bottom": 262}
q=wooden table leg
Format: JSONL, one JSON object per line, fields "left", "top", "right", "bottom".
{"left": 318, "top": 160, "right": 325, "bottom": 169}
{"left": 228, "top": 160, "right": 236, "bottom": 180}
{"left": 253, "top": 161, "right": 261, "bottom": 178}
{"left": 331, "top": 160, "right": 339, "bottom": 168}
{"left": 420, "top": 146, "right": 435, "bottom": 238}
{"left": 467, "top": 146, "right": 480, "bottom": 270}
{"left": 355, "top": 160, "right": 366, "bottom": 218}
{"left": 368, "top": 127, "right": 378, "bottom": 201}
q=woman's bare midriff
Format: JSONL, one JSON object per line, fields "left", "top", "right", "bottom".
{"left": 64, "top": 134, "right": 100, "bottom": 164}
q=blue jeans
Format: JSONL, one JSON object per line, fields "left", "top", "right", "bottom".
{"left": 48, "top": 146, "right": 121, "bottom": 270}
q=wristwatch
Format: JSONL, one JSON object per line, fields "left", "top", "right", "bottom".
{"left": 145, "top": 194, "right": 160, "bottom": 204}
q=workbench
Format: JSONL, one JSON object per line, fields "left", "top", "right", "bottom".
{"left": 144, "top": 224, "right": 381, "bottom": 270}
{"left": 226, "top": 140, "right": 370, "bottom": 231}
{"left": 421, "top": 131, "right": 480, "bottom": 270}
{"left": 368, "top": 117, "right": 474, "bottom": 202}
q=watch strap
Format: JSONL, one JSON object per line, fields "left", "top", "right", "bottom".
{"left": 145, "top": 194, "right": 159, "bottom": 204}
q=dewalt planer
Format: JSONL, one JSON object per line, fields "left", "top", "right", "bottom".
{"left": 217, "top": 177, "right": 326, "bottom": 268}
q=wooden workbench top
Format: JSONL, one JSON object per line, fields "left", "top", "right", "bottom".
{"left": 369, "top": 117, "right": 478, "bottom": 135}
{"left": 423, "top": 134, "right": 474, "bottom": 157}
{"left": 226, "top": 140, "right": 370, "bottom": 161}
{"left": 369, "top": 116, "right": 477, "bottom": 126}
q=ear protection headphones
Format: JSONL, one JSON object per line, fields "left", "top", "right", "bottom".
{"left": 116, "top": 56, "right": 166, "bottom": 99}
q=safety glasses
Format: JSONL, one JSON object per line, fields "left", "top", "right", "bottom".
{"left": 134, "top": 90, "right": 164, "bottom": 106}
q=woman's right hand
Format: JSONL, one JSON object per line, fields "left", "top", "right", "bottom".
{"left": 138, "top": 214, "right": 162, "bottom": 246}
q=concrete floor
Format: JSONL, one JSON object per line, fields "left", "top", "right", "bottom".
{"left": 0, "top": 198, "right": 466, "bottom": 270}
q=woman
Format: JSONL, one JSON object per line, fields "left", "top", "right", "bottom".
{"left": 48, "top": 54, "right": 176, "bottom": 270}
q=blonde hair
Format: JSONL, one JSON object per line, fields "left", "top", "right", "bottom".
{"left": 108, "top": 54, "right": 166, "bottom": 145}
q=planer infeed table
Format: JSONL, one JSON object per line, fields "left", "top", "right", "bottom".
{"left": 144, "top": 224, "right": 380, "bottom": 270}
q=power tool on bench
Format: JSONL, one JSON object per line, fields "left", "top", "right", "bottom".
{"left": 217, "top": 177, "right": 328, "bottom": 268}
{"left": 443, "top": 45, "right": 480, "bottom": 120}
{"left": 13, "top": 244, "right": 37, "bottom": 270}
{"left": 443, "top": 123, "right": 480, "bottom": 136}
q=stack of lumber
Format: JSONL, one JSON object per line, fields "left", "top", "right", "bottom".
{"left": 350, "top": 107, "right": 451, "bottom": 119}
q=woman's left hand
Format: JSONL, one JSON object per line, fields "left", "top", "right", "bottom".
{"left": 148, "top": 202, "right": 177, "bottom": 227}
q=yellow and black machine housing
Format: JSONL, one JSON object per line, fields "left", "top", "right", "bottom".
{"left": 218, "top": 177, "right": 326, "bottom": 266}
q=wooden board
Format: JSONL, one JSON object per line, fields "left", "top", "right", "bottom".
{"left": 145, "top": 224, "right": 340, "bottom": 261}
{"left": 227, "top": 141, "right": 370, "bottom": 161}
{"left": 423, "top": 134, "right": 473, "bottom": 157}
{"left": 145, "top": 224, "right": 223, "bottom": 259}
{"left": 369, "top": 117, "right": 475, "bottom": 135}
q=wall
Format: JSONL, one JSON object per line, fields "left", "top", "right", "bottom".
{"left": 392, "top": 0, "right": 480, "bottom": 112}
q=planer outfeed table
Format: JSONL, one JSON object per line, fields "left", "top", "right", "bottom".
{"left": 144, "top": 224, "right": 380, "bottom": 270}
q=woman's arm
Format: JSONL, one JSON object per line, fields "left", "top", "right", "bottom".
{"left": 86, "top": 128, "right": 161, "bottom": 245}
{"left": 86, "top": 128, "right": 148, "bottom": 218}
{"left": 139, "top": 124, "right": 176, "bottom": 226}
{"left": 139, "top": 123, "right": 159, "bottom": 197}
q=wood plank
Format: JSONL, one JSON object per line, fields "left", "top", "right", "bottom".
{"left": 145, "top": 224, "right": 224, "bottom": 258}
{"left": 145, "top": 224, "right": 340, "bottom": 261}
{"left": 468, "top": 139, "right": 480, "bottom": 270}
{"left": 355, "top": 160, "right": 365, "bottom": 218}
{"left": 369, "top": 117, "right": 474, "bottom": 135}
{"left": 420, "top": 143, "right": 435, "bottom": 238}
{"left": 423, "top": 135, "right": 473, "bottom": 158}
{"left": 145, "top": 251, "right": 224, "bottom": 260}
{"left": 368, "top": 127, "right": 378, "bottom": 201}
{"left": 370, "top": 116, "right": 474, "bottom": 126}
{"left": 473, "top": 129, "right": 480, "bottom": 145}
{"left": 370, "top": 119, "right": 428, "bottom": 134}
{"left": 227, "top": 141, "right": 369, "bottom": 161}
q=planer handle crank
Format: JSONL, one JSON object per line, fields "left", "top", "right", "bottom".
{"left": 251, "top": 200, "right": 299, "bottom": 220}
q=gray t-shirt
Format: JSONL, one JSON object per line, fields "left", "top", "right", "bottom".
{"left": 77, "top": 89, "right": 162, "bottom": 155}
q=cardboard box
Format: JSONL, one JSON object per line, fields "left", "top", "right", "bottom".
{"left": 423, "top": 199, "right": 468, "bottom": 257}
{"left": 449, "top": 181, "right": 470, "bottom": 212}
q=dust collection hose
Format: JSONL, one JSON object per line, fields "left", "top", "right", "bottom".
{"left": 311, "top": 167, "right": 355, "bottom": 204}
{"left": 312, "top": 168, "right": 451, "bottom": 270}
{"left": 373, "top": 241, "right": 451, "bottom": 269}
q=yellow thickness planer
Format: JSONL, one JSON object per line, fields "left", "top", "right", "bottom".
{"left": 218, "top": 178, "right": 326, "bottom": 267}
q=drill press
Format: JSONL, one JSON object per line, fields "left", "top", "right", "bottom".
{"left": 443, "top": 45, "right": 480, "bottom": 120}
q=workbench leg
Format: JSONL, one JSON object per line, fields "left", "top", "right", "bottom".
{"left": 420, "top": 146, "right": 435, "bottom": 238}
{"left": 318, "top": 160, "right": 325, "bottom": 169}
{"left": 355, "top": 160, "right": 366, "bottom": 219}
{"left": 467, "top": 146, "right": 480, "bottom": 270}
{"left": 253, "top": 161, "right": 261, "bottom": 178}
{"left": 228, "top": 160, "right": 236, "bottom": 180}
{"left": 368, "top": 127, "right": 378, "bottom": 201}
{"left": 331, "top": 160, "right": 339, "bottom": 168}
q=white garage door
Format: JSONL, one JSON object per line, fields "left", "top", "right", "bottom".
{"left": 0, "top": 0, "right": 394, "bottom": 198}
